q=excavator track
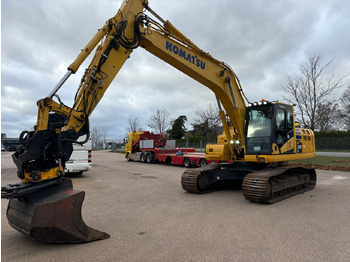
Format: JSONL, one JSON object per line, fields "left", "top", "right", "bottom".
{"left": 181, "top": 170, "right": 201, "bottom": 193}
{"left": 181, "top": 163, "right": 256, "bottom": 194}
{"left": 181, "top": 164, "right": 219, "bottom": 193}
{"left": 182, "top": 164, "right": 316, "bottom": 204}
{"left": 242, "top": 166, "right": 316, "bottom": 204}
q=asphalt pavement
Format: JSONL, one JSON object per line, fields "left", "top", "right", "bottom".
{"left": 1, "top": 151, "right": 350, "bottom": 262}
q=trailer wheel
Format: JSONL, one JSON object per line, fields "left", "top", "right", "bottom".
{"left": 183, "top": 158, "right": 191, "bottom": 168}
{"left": 141, "top": 153, "right": 147, "bottom": 163}
{"left": 199, "top": 158, "right": 207, "bottom": 167}
{"left": 146, "top": 153, "right": 153, "bottom": 163}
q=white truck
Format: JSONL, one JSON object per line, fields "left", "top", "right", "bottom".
{"left": 64, "top": 135, "right": 92, "bottom": 175}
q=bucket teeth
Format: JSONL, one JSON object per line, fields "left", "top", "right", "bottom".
{"left": 6, "top": 178, "right": 110, "bottom": 244}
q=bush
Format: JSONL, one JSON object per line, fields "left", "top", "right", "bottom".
{"left": 314, "top": 131, "right": 350, "bottom": 150}
{"left": 315, "top": 137, "right": 350, "bottom": 150}
{"left": 314, "top": 130, "right": 350, "bottom": 138}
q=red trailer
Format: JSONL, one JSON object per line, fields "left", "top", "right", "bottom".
{"left": 125, "top": 131, "right": 209, "bottom": 167}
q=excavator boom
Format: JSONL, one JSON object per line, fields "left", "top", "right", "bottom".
{"left": 2, "top": 0, "right": 316, "bottom": 244}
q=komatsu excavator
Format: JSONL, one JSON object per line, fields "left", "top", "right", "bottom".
{"left": 2, "top": 0, "right": 316, "bottom": 244}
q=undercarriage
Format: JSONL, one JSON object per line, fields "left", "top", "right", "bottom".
{"left": 181, "top": 162, "right": 316, "bottom": 204}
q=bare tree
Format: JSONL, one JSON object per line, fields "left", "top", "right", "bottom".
{"left": 101, "top": 128, "right": 107, "bottom": 148}
{"left": 283, "top": 54, "right": 349, "bottom": 130}
{"left": 148, "top": 109, "right": 170, "bottom": 134}
{"left": 193, "top": 103, "right": 222, "bottom": 141}
{"left": 339, "top": 85, "right": 350, "bottom": 130}
{"left": 91, "top": 127, "right": 107, "bottom": 148}
{"left": 317, "top": 102, "right": 342, "bottom": 131}
{"left": 195, "top": 103, "right": 221, "bottom": 125}
{"left": 126, "top": 114, "right": 141, "bottom": 132}
{"left": 91, "top": 127, "right": 101, "bottom": 148}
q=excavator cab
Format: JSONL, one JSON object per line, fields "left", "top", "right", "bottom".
{"left": 245, "top": 101, "right": 295, "bottom": 155}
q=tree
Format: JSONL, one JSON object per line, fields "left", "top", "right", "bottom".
{"left": 316, "top": 102, "right": 342, "bottom": 131}
{"left": 148, "top": 109, "right": 170, "bottom": 134}
{"left": 101, "top": 128, "right": 107, "bottom": 148}
{"left": 91, "top": 127, "right": 107, "bottom": 148}
{"left": 169, "top": 115, "right": 187, "bottom": 139}
{"left": 283, "top": 54, "right": 349, "bottom": 130}
{"left": 126, "top": 114, "right": 142, "bottom": 133}
{"left": 192, "top": 103, "right": 222, "bottom": 142}
{"left": 339, "top": 85, "right": 350, "bottom": 130}
{"left": 91, "top": 127, "right": 99, "bottom": 148}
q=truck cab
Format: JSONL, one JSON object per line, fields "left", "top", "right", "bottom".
{"left": 125, "top": 131, "right": 144, "bottom": 161}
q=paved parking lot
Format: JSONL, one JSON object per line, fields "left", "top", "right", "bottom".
{"left": 2, "top": 151, "right": 350, "bottom": 262}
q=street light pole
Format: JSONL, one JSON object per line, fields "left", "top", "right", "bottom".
{"left": 186, "top": 118, "right": 188, "bottom": 153}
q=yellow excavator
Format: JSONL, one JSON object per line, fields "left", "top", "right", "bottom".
{"left": 2, "top": 0, "right": 316, "bottom": 244}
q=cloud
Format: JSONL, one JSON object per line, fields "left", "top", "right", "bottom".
{"left": 2, "top": 0, "right": 350, "bottom": 139}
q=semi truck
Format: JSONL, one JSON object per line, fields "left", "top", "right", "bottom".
{"left": 125, "top": 131, "right": 208, "bottom": 167}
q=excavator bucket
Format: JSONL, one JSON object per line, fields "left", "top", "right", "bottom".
{"left": 5, "top": 178, "right": 110, "bottom": 244}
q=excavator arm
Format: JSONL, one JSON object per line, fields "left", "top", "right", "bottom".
{"left": 2, "top": 0, "right": 316, "bottom": 244}
{"left": 3, "top": 0, "right": 247, "bottom": 243}
{"left": 12, "top": 0, "right": 248, "bottom": 186}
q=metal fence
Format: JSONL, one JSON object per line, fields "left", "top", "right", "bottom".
{"left": 181, "top": 138, "right": 350, "bottom": 151}
{"left": 107, "top": 137, "right": 350, "bottom": 152}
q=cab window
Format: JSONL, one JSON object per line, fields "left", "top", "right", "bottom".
{"left": 275, "top": 106, "right": 294, "bottom": 147}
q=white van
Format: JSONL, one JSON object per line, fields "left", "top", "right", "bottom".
{"left": 65, "top": 135, "right": 92, "bottom": 175}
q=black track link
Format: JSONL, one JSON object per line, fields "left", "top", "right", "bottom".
{"left": 181, "top": 164, "right": 220, "bottom": 193}
{"left": 181, "top": 170, "right": 201, "bottom": 193}
{"left": 182, "top": 164, "right": 317, "bottom": 204}
{"left": 242, "top": 166, "right": 316, "bottom": 204}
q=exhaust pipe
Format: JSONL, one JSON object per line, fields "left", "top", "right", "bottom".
{"left": 5, "top": 178, "right": 110, "bottom": 244}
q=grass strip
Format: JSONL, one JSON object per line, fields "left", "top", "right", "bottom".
{"left": 290, "top": 156, "right": 350, "bottom": 171}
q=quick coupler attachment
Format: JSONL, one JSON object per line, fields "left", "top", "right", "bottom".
{"left": 5, "top": 178, "right": 110, "bottom": 243}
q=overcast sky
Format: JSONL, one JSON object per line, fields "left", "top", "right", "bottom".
{"left": 1, "top": 0, "right": 350, "bottom": 140}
